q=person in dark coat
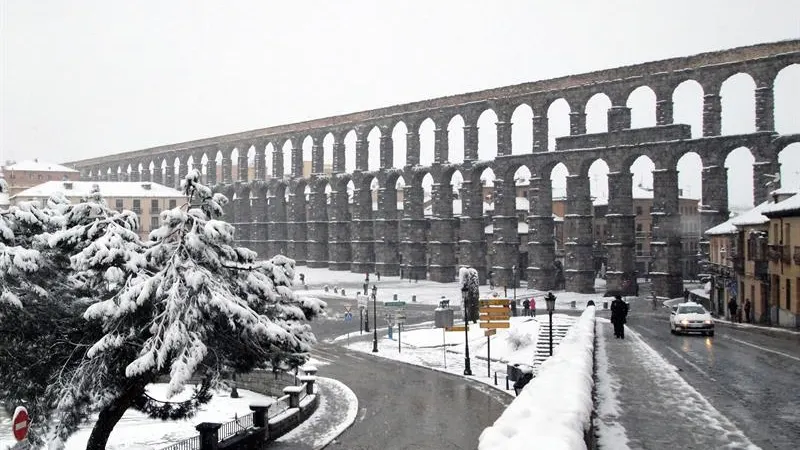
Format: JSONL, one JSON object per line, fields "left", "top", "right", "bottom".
{"left": 522, "top": 298, "right": 530, "bottom": 316}
{"left": 743, "top": 298, "right": 752, "bottom": 323}
{"left": 610, "top": 295, "right": 628, "bottom": 339}
{"left": 728, "top": 297, "right": 738, "bottom": 322}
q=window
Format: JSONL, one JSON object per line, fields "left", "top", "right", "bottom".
{"left": 151, "top": 199, "right": 158, "bottom": 209}
{"left": 115, "top": 199, "right": 123, "bottom": 211}
{"left": 636, "top": 243, "right": 643, "bottom": 256}
{"left": 132, "top": 199, "right": 141, "bottom": 214}
{"left": 774, "top": 224, "right": 779, "bottom": 243}
{"left": 786, "top": 279, "right": 791, "bottom": 310}
{"left": 636, "top": 206, "right": 642, "bottom": 216}
{"left": 785, "top": 224, "right": 791, "bottom": 246}
{"left": 636, "top": 223, "right": 642, "bottom": 232}
{"left": 169, "top": 199, "right": 177, "bottom": 209}
{"left": 150, "top": 216, "right": 159, "bottom": 231}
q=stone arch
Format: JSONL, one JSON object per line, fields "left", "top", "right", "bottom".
{"left": 478, "top": 167, "right": 496, "bottom": 213}
{"left": 344, "top": 129, "right": 357, "bottom": 173}
{"left": 724, "top": 146, "right": 756, "bottom": 210}
{"left": 547, "top": 98, "right": 571, "bottom": 151}
{"left": 281, "top": 140, "right": 293, "bottom": 177}
{"left": 418, "top": 117, "right": 436, "bottom": 167}
{"left": 672, "top": 79, "right": 704, "bottom": 138}
{"left": 323, "top": 132, "right": 335, "bottom": 174}
{"left": 584, "top": 159, "right": 610, "bottom": 204}
{"left": 449, "top": 169, "right": 465, "bottom": 216}
{"left": 301, "top": 135, "right": 314, "bottom": 175}
{"left": 774, "top": 63, "right": 800, "bottom": 134}
{"left": 676, "top": 151, "right": 704, "bottom": 203}
{"left": 511, "top": 103, "right": 533, "bottom": 155}
{"left": 720, "top": 72, "right": 756, "bottom": 135}
{"left": 391, "top": 120, "right": 408, "bottom": 169}
{"left": 367, "top": 125, "right": 382, "bottom": 172}
{"left": 584, "top": 92, "right": 612, "bottom": 134}
{"left": 549, "top": 162, "right": 569, "bottom": 200}
{"left": 264, "top": 142, "right": 275, "bottom": 178}
{"left": 779, "top": 143, "right": 800, "bottom": 191}
{"left": 477, "top": 108, "right": 498, "bottom": 160}
{"left": 626, "top": 85, "right": 657, "bottom": 129}
{"left": 447, "top": 114, "right": 466, "bottom": 164}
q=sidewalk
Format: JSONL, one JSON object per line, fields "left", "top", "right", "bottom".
{"left": 595, "top": 319, "right": 758, "bottom": 449}
{"left": 269, "top": 377, "right": 358, "bottom": 450}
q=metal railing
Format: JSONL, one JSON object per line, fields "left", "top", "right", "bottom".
{"left": 217, "top": 412, "right": 254, "bottom": 442}
{"left": 160, "top": 436, "right": 199, "bottom": 450}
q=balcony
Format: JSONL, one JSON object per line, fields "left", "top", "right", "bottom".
{"left": 754, "top": 260, "right": 769, "bottom": 282}
{"left": 732, "top": 256, "right": 744, "bottom": 274}
{"left": 768, "top": 245, "right": 783, "bottom": 262}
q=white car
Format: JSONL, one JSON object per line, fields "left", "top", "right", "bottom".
{"left": 669, "top": 302, "right": 715, "bottom": 336}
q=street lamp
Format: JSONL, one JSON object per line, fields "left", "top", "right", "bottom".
{"left": 545, "top": 292, "right": 556, "bottom": 356}
{"left": 372, "top": 284, "right": 378, "bottom": 353}
{"left": 512, "top": 265, "right": 517, "bottom": 316}
{"left": 461, "top": 285, "right": 472, "bottom": 376}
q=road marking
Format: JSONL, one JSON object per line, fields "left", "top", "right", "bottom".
{"left": 726, "top": 336, "right": 800, "bottom": 363}
{"left": 664, "top": 346, "right": 716, "bottom": 382}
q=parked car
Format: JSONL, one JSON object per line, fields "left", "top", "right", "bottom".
{"left": 669, "top": 302, "right": 714, "bottom": 336}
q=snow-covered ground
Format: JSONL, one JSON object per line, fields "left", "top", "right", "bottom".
{"left": 1, "top": 384, "right": 273, "bottom": 450}
{"left": 296, "top": 266, "right": 610, "bottom": 310}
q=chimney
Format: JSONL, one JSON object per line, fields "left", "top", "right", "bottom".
{"left": 141, "top": 183, "right": 151, "bottom": 190}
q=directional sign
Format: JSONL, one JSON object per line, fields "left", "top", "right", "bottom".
{"left": 357, "top": 295, "right": 368, "bottom": 309}
{"left": 384, "top": 301, "right": 406, "bottom": 307}
{"left": 12, "top": 406, "right": 29, "bottom": 441}
{"left": 479, "top": 299, "right": 511, "bottom": 306}
{"left": 479, "top": 321, "right": 511, "bottom": 329}
{"left": 484, "top": 329, "right": 497, "bottom": 337}
{"left": 344, "top": 304, "right": 352, "bottom": 312}
{"left": 344, "top": 312, "right": 353, "bottom": 322}
{"left": 446, "top": 325, "right": 469, "bottom": 332}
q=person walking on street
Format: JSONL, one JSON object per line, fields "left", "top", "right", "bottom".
{"left": 611, "top": 295, "right": 628, "bottom": 338}
{"left": 522, "top": 298, "right": 530, "bottom": 316}
{"left": 530, "top": 296, "right": 536, "bottom": 317}
{"left": 728, "top": 297, "right": 738, "bottom": 322}
{"left": 743, "top": 298, "right": 752, "bottom": 323}
{"left": 376, "top": 271, "right": 381, "bottom": 281}
{"left": 651, "top": 291, "right": 658, "bottom": 311}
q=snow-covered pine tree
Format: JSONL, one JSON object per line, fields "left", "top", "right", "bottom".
{"left": 458, "top": 266, "right": 480, "bottom": 322}
{"left": 48, "top": 170, "right": 324, "bottom": 449}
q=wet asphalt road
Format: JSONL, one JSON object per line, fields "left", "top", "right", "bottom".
{"left": 617, "top": 298, "right": 800, "bottom": 450}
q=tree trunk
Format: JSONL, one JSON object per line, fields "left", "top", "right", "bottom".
{"left": 85, "top": 378, "right": 149, "bottom": 450}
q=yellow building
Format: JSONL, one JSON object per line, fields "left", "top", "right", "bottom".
{"left": 11, "top": 181, "right": 187, "bottom": 240}
{"left": 704, "top": 219, "right": 738, "bottom": 316}
{"left": 2, "top": 159, "right": 80, "bottom": 197}
{"left": 762, "top": 191, "right": 800, "bottom": 328}
{"left": 729, "top": 203, "right": 772, "bottom": 323}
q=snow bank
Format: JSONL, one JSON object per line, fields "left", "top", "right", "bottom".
{"left": 478, "top": 307, "right": 596, "bottom": 450}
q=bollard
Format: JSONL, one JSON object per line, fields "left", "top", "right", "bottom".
{"left": 249, "top": 402, "right": 273, "bottom": 428}
{"left": 334, "top": 286, "right": 338, "bottom": 294}
{"left": 494, "top": 372, "right": 498, "bottom": 385}
{"left": 412, "top": 295, "right": 416, "bottom": 302}
{"left": 341, "top": 289, "right": 346, "bottom": 296}
{"left": 570, "top": 300, "right": 576, "bottom": 309}
{"left": 196, "top": 423, "right": 222, "bottom": 450}
{"left": 505, "top": 376, "right": 509, "bottom": 390}
{"left": 324, "top": 286, "right": 329, "bottom": 292}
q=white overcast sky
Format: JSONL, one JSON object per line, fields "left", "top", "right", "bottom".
{"left": 2, "top": 0, "right": 799, "bottom": 208}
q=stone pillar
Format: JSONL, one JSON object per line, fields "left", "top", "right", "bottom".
{"left": 272, "top": 147, "right": 284, "bottom": 178}
{"left": 178, "top": 159, "right": 189, "bottom": 184}
{"left": 191, "top": 154, "right": 204, "bottom": 174}
{"left": 379, "top": 128, "right": 393, "bottom": 169}
{"left": 285, "top": 192, "right": 306, "bottom": 264}
{"left": 400, "top": 184, "right": 427, "bottom": 280}
{"left": 222, "top": 189, "right": 236, "bottom": 224}
{"left": 250, "top": 192, "right": 268, "bottom": 257}
{"left": 221, "top": 150, "right": 232, "bottom": 185}
{"left": 254, "top": 147, "right": 266, "bottom": 180}
{"left": 350, "top": 187, "right": 375, "bottom": 274}
{"left": 459, "top": 178, "right": 487, "bottom": 282}
{"left": 327, "top": 185, "right": 352, "bottom": 270}
{"left": 119, "top": 171, "right": 129, "bottom": 182}
{"left": 490, "top": 179, "right": 519, "bottom": 287}
{"left": 531, "top": 114, "right": 548, "bottom": 152}
{"left": 496, "top": 120, "right": 512, "bottom": 156}
{"left": 651, "top": 168, "right": 683, "bottom": 298}
{"left": 563, "top": 175, "right": 595, "bottom": 293}
{"left": 753, "top": 160, "right": 779, "bottom": 205}
{"left": 527, "top": 176, "right": 556, "bottom": 289}
{"left": 463, "top": 119, "right": 479, "bottom": 162}
{"left": 569, "top": 111, "right": 587, "bottom": 135}
{"left": 702, "top": 94, "right": 722, "bottom": 137}
{"left": 195, "top": 422, "right": 221, "bottom": 450}
{"left": 433, "top": 124, "right": 449, "bottom": 164}
{"left": 605, "top": 172, "right": 636, "bottom": 293}
{"left": 406, "top": 124, "right": 420, "bottom": 166}
{"left": 374, "top": 186, "right": 400, "bottom": 276}
{"left": 306, "top": 187, "right": 329, "bottom": 267}
{"left": 266, "top": 192, "right": 289, "bottom": 259}
{"left": 428, "top": 183, "right": 458, "bottom": 282}
{"left": 164, "top": 161, "right": 175, "bottom": 189}
{"left": 152, "top": 165, "right": 164, "bottom": 185}
{"left": 755, "top": 87, "right": 774, "bottom": 132}
{"left": 312, "top": 138, "right": 324, "bottom": 174}
{"left": 332, "top": 134, "right": 346, "bottom": 174}
{"left": 656, "top": 98, "right": 674, "bottom": 126}
{"left": 291, "top": 141, "right": 303, "bottom": 177}
{"left": 237, "top": 150, "right": 249, "bottom": 183}
{"left": 140, "top": 167, "right": 151, "bottom": 183}
{"left": 205, "top": 159, "right": 216, "bottom": 186}
{"left": 700, "top": 165, "right": 729, "bottom": 236}
{"left": 355, "top": 129, "right": 369, "bottom": 172}
{"left": 607, "top": 106, "right": 631, "bottom": 132}
{"left": 234, "top": 194, "right": 251, "bottom": 248}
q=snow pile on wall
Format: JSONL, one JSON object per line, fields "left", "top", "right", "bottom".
{"left": 478, "top": 306, "right": 596, "bottom": 450}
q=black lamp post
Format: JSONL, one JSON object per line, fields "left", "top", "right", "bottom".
{"left": 461, "top": 285, "right": 472, "bottom": 376}
{"left": 545, "top": 293, "right": 556, "bottom": 356}
{"left": 512, "top": 265, "right": 517, "bottom": 315}
{"left": 372, "top": 284, "right": 379, "bottom": 353}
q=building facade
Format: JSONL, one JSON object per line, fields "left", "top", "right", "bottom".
{"left": 11, "top": 181, "right": 187, "bottom": 240}
{"left": 2, "top": 159, "right": 80, "bottom": 197}
{"left": 763, "top": 192, "right": 800, "bottom": 327}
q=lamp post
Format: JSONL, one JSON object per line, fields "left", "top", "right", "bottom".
{"left": 545, "top": 293, "right": 556, "bottom": 356}
{"left": 512, "top": 265, "right": 517, "bottom": 316}
{"left": 372, "top": 285, "right": 378, "bottom": 353}
{"left": 461, "top": 285, "right": 472, "bottom": 376}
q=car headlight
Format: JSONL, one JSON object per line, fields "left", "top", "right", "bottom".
{"left": 680, "top": 319, "right": 689, "bottom": 325}
{"left": 704, "top": 320, "right": 712, "bottom": 325}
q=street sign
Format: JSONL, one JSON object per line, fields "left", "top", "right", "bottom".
{"left": 344, "top": 312, "right": 353, "bottom": 322}
{"left": 479, "top": 309, "right": 511, "bottom": 318}
{"left": 484, "top": 329, "right": 497, "bottom": 337}
{"left": 357, "top": 295, "right": 368, "bottom": 309}
{"left": 12, "top": 406, "right": 29, "bottom": 441}
{"left": 446, "top": 325, "right": 469, "bottom": 332}
{"left": 479, "top": 299, "right": 511, "bottom": 306}
{"left": 395, "top": 313, "right": 407, "bottom": 324}
{"left": 344, "top": 304, "right": 352, "bottom": 312}
{"left": 384, "top": 301, "right": 406, "bottom": 307}
{"left": 480, "top": 322, "right": 511, "bottom": 329}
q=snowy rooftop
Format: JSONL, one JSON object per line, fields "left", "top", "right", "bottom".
{"left": 729, "top": 200, "right": 773, "bottom": 227}
{"left": 3, "top": 159, "right": 78, "bottom": 173}
{"left": 704, "top": 219, "right": 738, "bottom": 236}
{"left": 12, "top": 181, "right": 186, "bottom": 199}
{"left": 761, "top": 192, "right": 800, "bottom": 216}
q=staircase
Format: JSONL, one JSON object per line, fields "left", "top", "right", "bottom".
{"left": 530, "top": 317, "right": 574, "bottom": 373}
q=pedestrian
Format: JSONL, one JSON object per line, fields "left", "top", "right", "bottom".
{"left": 728, "top": 297, "right": 738, "bottom": 322}
{"left": 530, "top": 296, "right": 536, "bottom": 317}
{"left": 365, "top": 272, "right": 370, "bottom": 283}
{"left": 743, "top": 298, "right": 752, "bottom": 323}
{"left": 400, "top": 267, "right": 404, "bottom": 279}
{"left": 651, "top": 291, "right": 658, "bottom": 311}
{"left": 488, "top": 271, "right": 495, "bottom": 289}
{"left": 299, "top": 273, "right": 305, "bottom": 285}
{"left": 610, "top": 295, "right": 628, "bottom": 339}
{"left": 376, "top": 271, "right": 381, "bottom": 281}
{"left": 683, "top": 289, "right": 690, "bottom": 301}
{"left": 522, "top": 298, "right": 530, "bottom": 316}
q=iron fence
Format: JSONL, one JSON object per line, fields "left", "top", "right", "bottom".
{"left": 159, "top": 435, "right": 199, "bottom": 450}
{"left": 217, "top": 412, "right": 254, "bottom": 442}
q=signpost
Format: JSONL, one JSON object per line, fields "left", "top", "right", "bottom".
{"left": 479, "top": 298, "right": 512, "bottom": 377}
{"left": 12, "top": 406, "right": 29, "bottom": 442}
